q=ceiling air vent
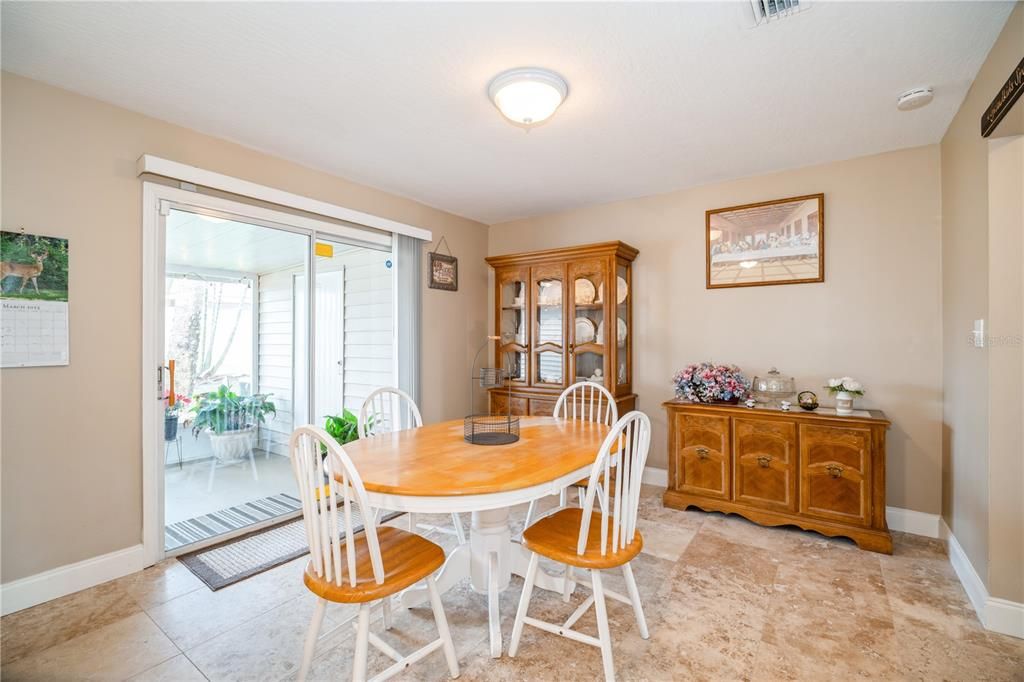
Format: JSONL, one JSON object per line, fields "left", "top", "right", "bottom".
{"left": 748, "top": 0, "right": 809, "bottom": 26}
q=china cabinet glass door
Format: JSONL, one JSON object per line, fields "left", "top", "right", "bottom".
{"left": 532, "top": 264, "right": 566, "bottom": 387}
{"left": 613, "top": 260, "right": 631, "bottom": 392}
{"left": 497, "top": 268, "right": 528, "bottom": 383}
{"left": 569, "top": 259, "right": 607, "bottom": 385}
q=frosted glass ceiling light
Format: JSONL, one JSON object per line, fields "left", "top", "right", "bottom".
{"left": 488, "top": 67, "right": 568, "bottom": 127}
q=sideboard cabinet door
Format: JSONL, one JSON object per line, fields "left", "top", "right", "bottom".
{"left": 490, "top": 393, "right": 527, "bottom": 416}
{"left": 799, "top": 424, "right": 872, "bottom": 527}
{"left": 673, "top": 413, "right": 731, "bottom": 500}
{"left": 733, "top": 418, "right": 797, "bottom": 512}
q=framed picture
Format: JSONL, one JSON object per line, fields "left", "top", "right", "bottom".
{"left": 429, "top": 251, "right": 458, "bottom": 291}
{"left": 706, "top": 193, "right": 824, "bottom": 289}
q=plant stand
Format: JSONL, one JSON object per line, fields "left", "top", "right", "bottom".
{"left": 164, "top": 435, "right": 183, "bottom": 469}
{"left": 205, "top": 427, "right": 259, "bottom": 492}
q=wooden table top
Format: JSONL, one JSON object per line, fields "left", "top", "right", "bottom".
{"left": 341, "top": 416, "right": 609, "bottom": 497}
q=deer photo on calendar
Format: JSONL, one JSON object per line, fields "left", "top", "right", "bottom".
{"left": 0, "top": 230, "right": 68, "bottom": 301}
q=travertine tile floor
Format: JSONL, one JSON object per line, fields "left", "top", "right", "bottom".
{"left": 2, "top": 486, "right": 1022, "bottom": 681}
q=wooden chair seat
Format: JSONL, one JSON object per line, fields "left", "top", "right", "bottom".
{"left": 522, "top": 507, "right": 642, "bottom": 570}
{"left": 303, "top": 526, "right": 445, "bottom": 604}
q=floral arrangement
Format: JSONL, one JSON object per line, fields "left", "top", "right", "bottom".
{"left": 164, "top": 392, "right": 191, "bottom": 417}
{"left": 825, "top": 377, "right": 864, "bottom": 396}
{"left": 673, "top": 363, "right": 750, "bottom": 403}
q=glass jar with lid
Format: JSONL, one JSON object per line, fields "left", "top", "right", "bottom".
{"left": 752, "top": 367, "right": 796, "bottom": 407}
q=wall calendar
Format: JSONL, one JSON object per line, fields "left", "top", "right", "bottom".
{"left": 0, "top": 230, "right": 70, "bottom": 368}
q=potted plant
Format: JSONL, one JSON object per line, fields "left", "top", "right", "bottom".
{"left": 164, "top": 392, "right": 191, "bottom": 441}
{"left": 190, "top": 385, "right": 276, "bottom": 461}
{"left": 673, "top": 362, "right": 750, "bottom": 404}
{"left": 323, "top": 409, "right": 363, "bottom": 446}
{"left": 825, "top": 377, "right": 864, "bottom": 415}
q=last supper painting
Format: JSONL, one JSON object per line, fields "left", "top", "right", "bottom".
{"left": 706, "top": 193, "right": 824, "bottom": 289}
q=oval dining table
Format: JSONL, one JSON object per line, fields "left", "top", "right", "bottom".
{"left": 339, "top": 415, "right": 611, "bottom": 658}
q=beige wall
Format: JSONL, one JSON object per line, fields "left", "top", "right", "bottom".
{"left": 986, "top": 135, "right": 1024, "bottom": 603}
{"left": 0, "top": 73, "right": 488, "bottom": 582}
{"left": 940, "top": 2, "right": 1023, "bottom": 603}
{"left": 490, "top": 145, "right": 944, "bottom": 516}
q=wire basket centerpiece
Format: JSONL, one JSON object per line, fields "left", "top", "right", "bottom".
{"left": 465, "top": 336, "right": 520, "bottom": 445}
{"left": 464, "top": 413, "right": 520, "bottom": 445}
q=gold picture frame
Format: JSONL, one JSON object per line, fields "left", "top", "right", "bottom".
{"left": 706, "top": 193, "right": 824, "bottom": 289}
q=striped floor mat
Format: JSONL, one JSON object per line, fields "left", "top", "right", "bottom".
{"left": 176, "top": 507, "right": 403, "bottom": 590}
{"left": 164, "top": 493, "right": 303, "bottom": 552}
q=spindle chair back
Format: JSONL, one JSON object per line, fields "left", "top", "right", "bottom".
{"left": 358, "top": 387, "right": 423, "bottom": 437}
{"left": 523, "top": 381, "right": 619, "bottom": 531}
{"left": 357, "top": 387, "right": 466, "bottom": 544}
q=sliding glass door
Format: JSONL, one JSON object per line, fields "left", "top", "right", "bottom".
{"left": 159, "top": 203, "right": 397, "bottom": 554}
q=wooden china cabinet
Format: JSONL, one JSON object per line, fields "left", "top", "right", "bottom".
{"left": 485, "top": 242, "right": 638, "bottom": 417}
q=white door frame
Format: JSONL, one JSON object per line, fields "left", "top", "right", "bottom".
{"left": 141, "top": 182, "right": 393, "bottom": 565}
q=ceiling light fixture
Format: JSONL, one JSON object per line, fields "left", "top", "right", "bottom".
{"left": 488, "top": 67, "right": 568, "bottom": 128}
{"left": 897, "top": 87, "right": 934, "bottom": 111}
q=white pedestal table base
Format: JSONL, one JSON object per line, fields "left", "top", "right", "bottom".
{"left": 398, "top": 506, "right": 574, "bottom": 657}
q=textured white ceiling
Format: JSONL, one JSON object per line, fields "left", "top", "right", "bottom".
{"left": 1, "top": 2, "right": 1014, "bottom": 224}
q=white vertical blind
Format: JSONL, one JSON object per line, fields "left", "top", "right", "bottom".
{"left": 395, "top": 235, "right": 423, "bottom": 407}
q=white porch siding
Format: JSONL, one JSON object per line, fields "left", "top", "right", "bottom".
{"left": 257, "top": 270, "right": 297, "bottom": 457}
{"left": 256, "top": 246, "right": 394, "bottom": 457}
{"left": 337, "top": 248, "right": 395, "bottom": 415}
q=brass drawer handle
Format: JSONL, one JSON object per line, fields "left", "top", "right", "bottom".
{"left": 756, "top": 455, "right": 771, "bottom": 468}
{"left": 825, "top": 464, "right": 844, "bottom": 479}
{"left": 695, "top": 447, "right": 710, "bottom": 460}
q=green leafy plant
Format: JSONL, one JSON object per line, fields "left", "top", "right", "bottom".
{"left": 323, "top": 409, "right": 368, "bottom": 446}
{"left": 190, "top": 385, "right": 276, "bottom": 437}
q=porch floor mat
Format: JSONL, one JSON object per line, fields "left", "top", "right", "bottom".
{"left": 177, "top": 508, "right": 401, "bottom": 590}
{"left": 165, "top": 492, "right": 303, "bottom": 552}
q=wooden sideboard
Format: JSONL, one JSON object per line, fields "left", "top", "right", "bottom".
{"left": 663, "top": 400, "right": 892, "bottom": 553}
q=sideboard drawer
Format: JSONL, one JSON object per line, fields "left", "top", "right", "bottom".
{"left": 673, "top": 413, "right": 731, "bottom": 500}
{"left": 799, "top": 424, "right": 872, "bottom": 527}
{"left": 733, "top": 417, "right": 797, "bottom": 512}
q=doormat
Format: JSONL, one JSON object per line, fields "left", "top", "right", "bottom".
{"left": 165, "top": 492, "right": 304, "bottom": 552}
{"left": 177, "top": 509, "right": 402, "bottom": 590}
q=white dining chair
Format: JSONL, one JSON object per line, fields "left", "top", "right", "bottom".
{"left": 290, "top": 426, "right": 460, "bottom": 682}
{"left": 358, "top": 387, "right": 466, "bottom": 544}
{"left": 509, "top": 411, "right": 651, "bottom": 682}
{"left": 522, "top": 381, "right": 619, "bottom": 530}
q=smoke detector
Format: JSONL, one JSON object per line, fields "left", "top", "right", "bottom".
{"left": 897, "top": 88, "right": 934, "bottom": 112}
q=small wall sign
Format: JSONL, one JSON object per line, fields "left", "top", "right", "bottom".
{"left": 428, "top": 236, "right": 457, "bottom": 291}
{"left": 981, "top": 55, "right": 1024, "bottom": 138}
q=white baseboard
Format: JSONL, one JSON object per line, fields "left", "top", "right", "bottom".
{"left": 642, "top": 466, "right": 668, "bottom": 487}
{"left": 943, "top": 520, "right": 1024, "bottom": 639}
{"left": 886, "top": 506, "right": 942, "bottom": 538}
{"left": 1, "top": 544, "right": 146, "bottom": 616}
